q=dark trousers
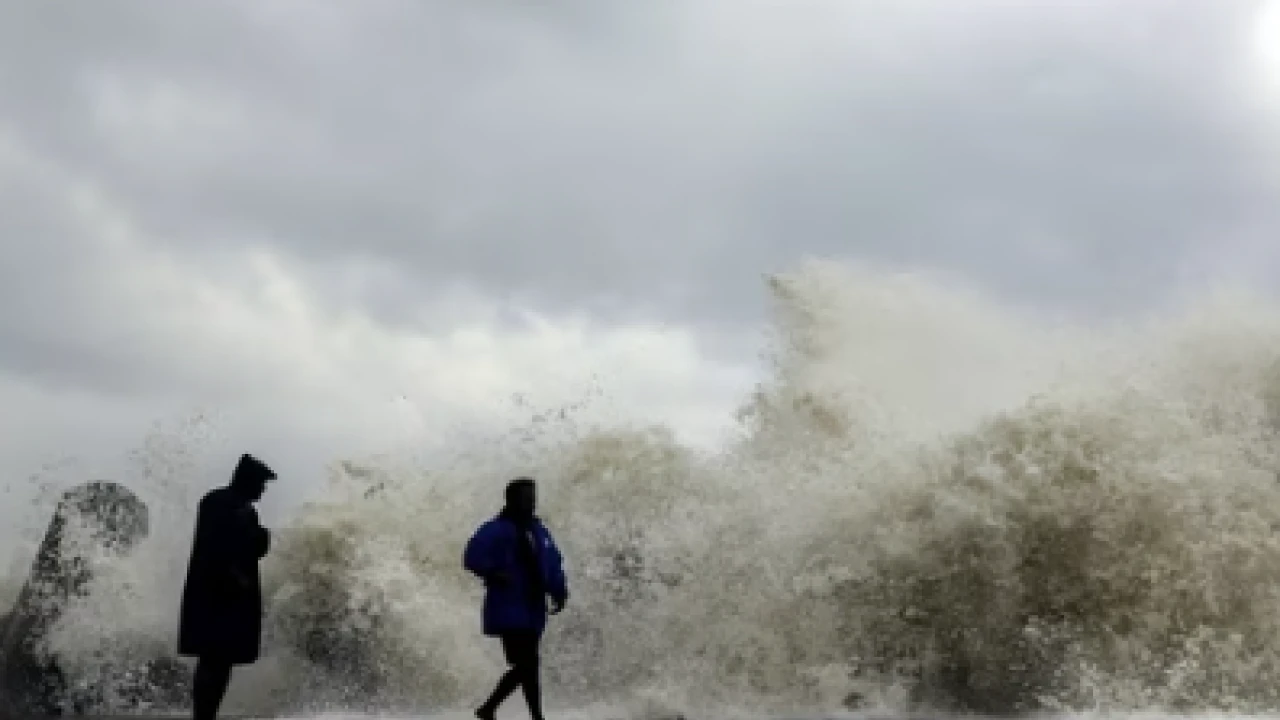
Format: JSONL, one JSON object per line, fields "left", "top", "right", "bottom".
{"left": 478, "top": 631, "right": 543, "bottom": 720}
{"left": 192, "top": 657, "right": 233, "bottom": 720}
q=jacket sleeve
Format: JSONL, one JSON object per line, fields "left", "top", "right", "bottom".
{"left": 196, "top": 496, "right": 249, "bottom": 589}
{"left": 463, "top": 522, "right": 499, "bottom": 578}
{"left": 199, "top": 497, "right": 234, "bottom": 567}
{"left": 236, "top": 506, "right": 271, "bottom": 559}
{"left": 250, "top": 523, "right": 271, "bottom": 559}
{"left": 543, "top": 528, "right": 568, "bottom": 603}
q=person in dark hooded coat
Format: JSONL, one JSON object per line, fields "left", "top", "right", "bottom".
{"left": 464, "top": 477, "right": 568, "bottom": 720}
{"left": 177, "top": 453, "right": 274, "bottom": 720}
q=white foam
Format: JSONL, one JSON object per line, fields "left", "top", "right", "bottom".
{"left": 30, "top": 260, "right": 1280, "bottom": 715}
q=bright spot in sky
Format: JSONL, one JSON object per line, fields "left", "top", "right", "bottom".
{"left": 1255, "top": 0, "right": 1280, "bottom": 85}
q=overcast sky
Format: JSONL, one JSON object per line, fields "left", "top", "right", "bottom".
{"left": 2, "top": 0, "right": 1280, "bottom": 540}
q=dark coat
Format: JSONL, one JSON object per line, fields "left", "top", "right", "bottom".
{"left": 177, "top": 486, "right": 270, "bottom": 664}
{"left": 463, "top": 515, "right": 567, "bottom": 636}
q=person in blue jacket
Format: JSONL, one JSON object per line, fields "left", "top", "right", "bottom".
{"left": 464, "top": 477, "right": 568, "bottom": 720}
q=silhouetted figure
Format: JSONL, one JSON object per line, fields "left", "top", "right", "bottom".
{"left": 177, "top": 454, "right": 274, "bottom": 720}
{"left": 465, "top": 477, "right": 569, "bottom": 720}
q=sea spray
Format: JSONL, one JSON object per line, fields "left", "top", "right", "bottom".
{"left": 18, "top": 260, "right": 1280, "bottom": 715}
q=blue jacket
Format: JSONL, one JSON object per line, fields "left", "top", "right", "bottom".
{"left": 463, "top": 515, "right": 568, "bottom": 636}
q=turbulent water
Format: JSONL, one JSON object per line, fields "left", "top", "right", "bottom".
{"left": 11, "top": 260, "right": 1280, "bottom": 717}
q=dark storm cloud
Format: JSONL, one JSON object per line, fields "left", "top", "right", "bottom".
{"left": 1, "top": 0, "right": 1277, "bottom": 337}
{"left": 2, "top": 0, "right": 1280, "bottom": 546}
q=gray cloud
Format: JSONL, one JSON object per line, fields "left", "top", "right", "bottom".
{"left": 3, "top": 0, "right": 1276, "bottom": 338}
{"left": 0, "top": 0, "right": 1279, "bottom": 532}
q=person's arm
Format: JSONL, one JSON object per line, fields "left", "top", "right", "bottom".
{"left": 200, "top": 498, "right": 252, "bottom": 592}
{"left": 543, "top": 528, "right": 568, "bottom": 612}
{"left": 242, "top": 506, "right": 271, "bottom": 559}
{"left": 463, "top": 522, "right": 508, "bottom": 584}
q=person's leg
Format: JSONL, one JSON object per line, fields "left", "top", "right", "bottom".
{"left": 192, "top": 657, "right": 233, "bottom": 720}
{"left": 476, "top": 636, "right": 523, "bottom": 720}
{"left": 510, "top": 633, "right": 544, "bottom": 720}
